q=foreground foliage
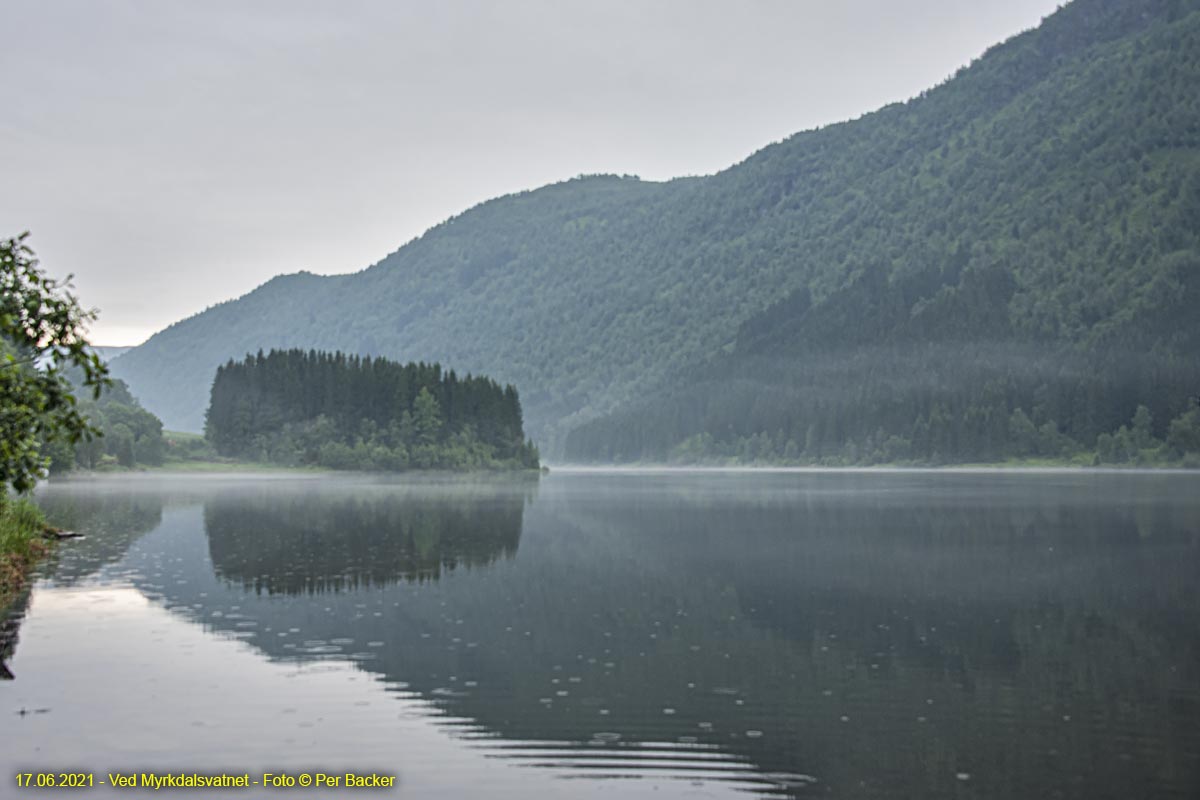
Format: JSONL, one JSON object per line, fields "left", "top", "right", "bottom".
{"left": 204, "top": 349, "right": 540, "bottom": 471}
{"left": 1, "top": 234, "right": 108, "bottom": 492}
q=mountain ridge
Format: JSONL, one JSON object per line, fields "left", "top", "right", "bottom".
{"left": 111, "top": 0, "right": 1200, "bottom": 459}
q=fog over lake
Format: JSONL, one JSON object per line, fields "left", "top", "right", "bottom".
{"left": 3, "top": 470, "right": 1199, "bottom": 799}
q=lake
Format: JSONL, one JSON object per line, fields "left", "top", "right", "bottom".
{"left": 2, "top": 469, "right": 1198, "bottom": 798}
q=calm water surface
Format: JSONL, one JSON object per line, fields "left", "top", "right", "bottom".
{"left": 2, "top": 470, "right": 1199, "bottom": 799}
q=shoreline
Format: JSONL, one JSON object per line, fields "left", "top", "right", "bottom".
{"left": 44, "top": 465, "right": 546, "bottom": 483}
{"left": 0, "top": 499, "right": 54, "bottom": 615}
{"left": 42, "top": 463, "right": 1198, "bottom": 480}
{"left": 545, "top": 461, "right": 1200, "bottom": 474}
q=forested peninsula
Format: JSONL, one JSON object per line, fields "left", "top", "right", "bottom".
{"left": 204, "top": 349, "right": 540, "bottom": 471}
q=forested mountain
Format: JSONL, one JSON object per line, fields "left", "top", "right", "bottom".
{"left": 112, "top": 0, "right": 1200, "bottom": 462}
{"left": 205, "top": 349, "right": 539, "bottom": 470}
{"left": 91, "top": 346, "right": 132, "bottom": 363}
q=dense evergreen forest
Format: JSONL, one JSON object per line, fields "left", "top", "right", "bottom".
{"left": 564, "top": 347, "right": 1200, "bottom": 466}
{"left": 204, "top": 349, "right": 540, "bottom": 471}
{"left": 112, "top": 0, "right": 1200, "bottom": 465}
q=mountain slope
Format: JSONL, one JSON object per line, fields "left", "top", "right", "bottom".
{"left": 112, "top": 0, "right": 1200, "bottom": 457}
{"left": 564, "top": 0, "right": 1200, "bottom": 463}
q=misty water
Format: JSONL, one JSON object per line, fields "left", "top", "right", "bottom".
{"left": 2, "top": 470, "right": 1199, "bottom": 799}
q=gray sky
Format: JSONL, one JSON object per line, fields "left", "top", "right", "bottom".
{"left": 2, "top": 0, "right": 1062, "bottom": 346}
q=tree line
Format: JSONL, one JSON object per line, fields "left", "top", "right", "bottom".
{"left": 564, "top": 339, "right": 1200, "bottom": 467}
{"left": 204, "top": 349, "right": 539, "bottom": 471}
{"left": 46, "top": 375, "right": 166, "bottom": 472}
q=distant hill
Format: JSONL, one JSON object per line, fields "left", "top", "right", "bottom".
{"left": 93, "top": 346, "right": 132, "bottom": 363}
{"left": 112, "top": 0, "right": 1200, "bottom": 462}
{"left": 35, "top": 345, "right": 131, "bottom": 371}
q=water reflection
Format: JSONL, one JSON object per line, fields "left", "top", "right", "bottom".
{"left": 205, "top": 482, "right": 528, "bottom": 594}
{"left": 0, "top": 591, "right": 27, "bottom": 680}
{"left": 7, "top": 471, "right": 1200, "bottom": 799}
{"left": 36, "top": 486, "right": 164, "bottom": 585}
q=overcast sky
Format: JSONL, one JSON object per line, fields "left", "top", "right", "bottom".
{"left": 2, "top": 0, "right": 1063, "bottom": 346}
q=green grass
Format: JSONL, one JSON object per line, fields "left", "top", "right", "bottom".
{"left": 1, "top": 498, "right": 44, "bottom": 560}
{"left": 162, "top": 429, "right": 218, "bottom": 460}
{"left": 151, "top": 430, "right": 319, "bottom": 473}
{"left": 952, "top": 454, "right": 1099, "bottom": 469}
{"left": 1, "top": 496, "right": 51, "bottom": 611}
{"left": 152, "top": 459, "right": 324, "bottom": 474}
{"left": 633, "top": 450, "right": 1195, "bottom": 470}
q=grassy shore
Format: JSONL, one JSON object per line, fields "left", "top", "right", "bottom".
{"left": 604, "top": 453, "right": 1198, "bottom": 470}
{"left": 0, "top": 497, "right": 52, "bottom": 612}
{"left": 151, "top": 459, "right": 324, "bottom": 473}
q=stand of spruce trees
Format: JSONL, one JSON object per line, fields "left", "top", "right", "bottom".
{"left": 204, "top": 350, "right": 539, "bottom": 471}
